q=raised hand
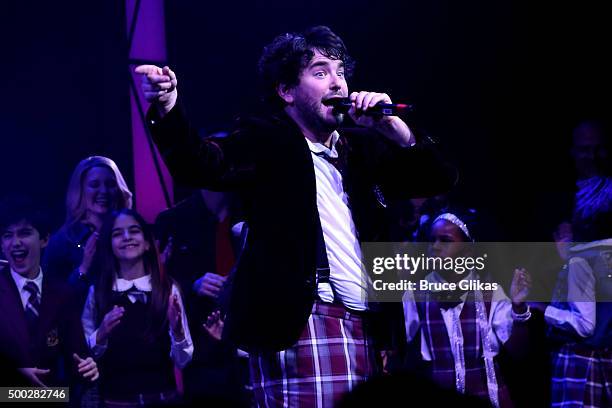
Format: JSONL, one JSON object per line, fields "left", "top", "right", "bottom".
{"left": 96, "top": 305, "right": 124, "bottom": 344}
{"left": 78, "top": 232, "right": 98, "bottom": 277}
{"left": 73, "top": 353, "right": 99, "bottom": 382}
{"left": 203, "top": 310, "right": 225, "bottom": 341}
{"left": 348, "top": 91, "right": 413, "bottom": 147}
{"left": 510, "top": 267, "right": 532, "bottom": 308}
{"left": 17, "top": 367, "right": 50, "bottom": 387}
{"left": 194, "top": 272, "right": 227, "bottom": 299}
{"left": 134, "top": 65, "right": 178, "bottom": 115}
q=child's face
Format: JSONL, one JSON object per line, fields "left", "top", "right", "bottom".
{"left": 1, "top": 221, "right": 48, "bottom": 279}
{"left": 428, "top": 219, "right": 470, "bottom": 259}
{"left": 83, "top": 166, "right": 120, "bottom": 217}
{"left": 111, "top": 214, "right": 150, "bottom": 263}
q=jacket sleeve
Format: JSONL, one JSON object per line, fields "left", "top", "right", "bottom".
{"left": 147, "top": 105, "right": 257, "bottom": 191}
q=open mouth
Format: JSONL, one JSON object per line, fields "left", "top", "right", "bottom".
{"left": 322, "top": 95, "right": 346, "bottom": 105}
{"left": 10, "top": 249, "right": 28, "bottom": 264}
{"left": 322, "top": 96, "right": 350, "bottom": 115}
{"left": 120, "top": 243, "right": 139, "bottom": 250}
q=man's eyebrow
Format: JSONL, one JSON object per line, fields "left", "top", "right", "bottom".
{"left": 307, "top": 60, "right": 345, "bottom": 71}
{"left": 308, "top": 60, "right": 331, "bottom": 70}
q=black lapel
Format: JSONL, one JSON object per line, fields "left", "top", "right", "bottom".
{"left": 0, "top": 267, "right": 32, "bottom": 348}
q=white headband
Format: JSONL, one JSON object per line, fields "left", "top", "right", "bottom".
{"left": 434, "top": 212, "right": 471, "bottom": 240}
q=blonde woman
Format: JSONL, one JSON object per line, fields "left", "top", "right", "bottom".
{"left": 44, "top": 156, "right": 132, "bottom": 290}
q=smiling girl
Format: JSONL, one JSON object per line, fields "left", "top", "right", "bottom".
{"left": 402, "top": 208, "right": 532, "bottom": 407}
{"left": 81, "top": 209, "right": 193, "bottom": 407}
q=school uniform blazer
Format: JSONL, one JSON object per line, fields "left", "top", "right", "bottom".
{"left": 0, "top": 266, "right": 88, "bottom": 385}
{"left": 148, "top": 106, "right": 456, "bottom": 352}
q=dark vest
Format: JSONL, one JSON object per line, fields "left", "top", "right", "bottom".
{"left": 417, "top": 292, "right": 512, "bottom": 407}
{"left": 99, "top": 292, "right": 175, "bottom": 399}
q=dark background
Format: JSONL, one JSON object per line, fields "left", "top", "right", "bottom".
{"left": 2, "top": 0, "right": 610, "bottom": 239}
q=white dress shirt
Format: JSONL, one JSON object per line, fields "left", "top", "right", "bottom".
{"left": 305, "top": 131, "right": 369, "bottom": 311}
{"left": 543, "top": 239, "right": 605, "bottom": 338}
{"left": 81, "top": 274, "right": 193, "bottom": 369}
{"left": 403, "top": 271, "right": 530, "bottom": 379}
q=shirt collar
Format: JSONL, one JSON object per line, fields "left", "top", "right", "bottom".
{"left": 570, "top": 238, "right": 612, "bottom": 252}
{"left": 10, "top": 267, "right": 43, "bottom": 295}
{"left": 113, "top": 274, "right": 152, "bottom": 292}
{"left": 305, "top": 131, "right": 340, "bottom": 159}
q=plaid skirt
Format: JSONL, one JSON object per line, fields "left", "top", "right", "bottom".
{"left": 551, "top": 344, "right": 612, "bottom": 408}
{"left": 249, "top": 301, "right": 376, "bottom": 408}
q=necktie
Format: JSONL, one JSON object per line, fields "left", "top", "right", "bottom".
{"left": 23, "top": 281, "right": 40, "bottom": 335}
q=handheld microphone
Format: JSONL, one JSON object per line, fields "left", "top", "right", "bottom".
{"left": 323, "top": 97, "right": 414, "bottom": 116}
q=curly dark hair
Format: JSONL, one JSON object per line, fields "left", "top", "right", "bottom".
{"left": 257, "top": 26, "right": 355, "bottom": 110}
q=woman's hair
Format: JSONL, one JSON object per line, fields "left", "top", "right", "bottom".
{"left": 64, "top": 156, "right": 132, "bottom": 226}
{"left": 93, "top": 209, "right": 171, "bottom": 340}
{"left": 573, "top": 176, "right": 612, "bottom": 241}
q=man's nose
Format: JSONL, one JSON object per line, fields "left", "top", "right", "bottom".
{"left": 329, "top": 74, "right": 342, "bottom": 90}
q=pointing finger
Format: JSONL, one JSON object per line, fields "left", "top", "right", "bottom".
{"left": 134, "top": 65, "right": 162, "bottom": 75}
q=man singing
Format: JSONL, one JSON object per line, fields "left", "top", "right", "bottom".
{"left": 137, "top": 25, "right": 454, "bottom": 406}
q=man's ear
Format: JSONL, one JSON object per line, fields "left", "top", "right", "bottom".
{"left": 277, "top": 83, "right": 294, "bottom": 104}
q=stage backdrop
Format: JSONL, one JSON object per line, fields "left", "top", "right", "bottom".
{"left": 2, "top": 0, "right": 610, "bottom": 239}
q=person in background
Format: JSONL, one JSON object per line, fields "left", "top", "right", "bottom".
{"left": 155, "top": 188, "right": 250, "bottom": 405}
{"left": 82, "top": 209, "right": 193, "bottom": 407}
{"left": 542, "top": 176, "right": 612, "bottom": 408}
{"left": 44, "top": 156, "right": 132, "bottom": 300}
{"left": 0, "top": 197, "right": 98, "bottom": 402}
{"left": 402, "top": 207, "right": 532, "bottom": 407}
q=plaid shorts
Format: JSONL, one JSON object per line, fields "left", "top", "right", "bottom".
{"left": 551, "top": 344, "right": 612, "bottom": 408}
{"left": 249, "top": 302, "right": 376, "bottom": 408}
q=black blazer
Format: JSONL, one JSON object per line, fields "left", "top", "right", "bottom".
{"left": 0, "top": 267, "right": 88, "bottom": 386}
{"left": 149, "top": 106, "right": 455, "bottom": 351}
